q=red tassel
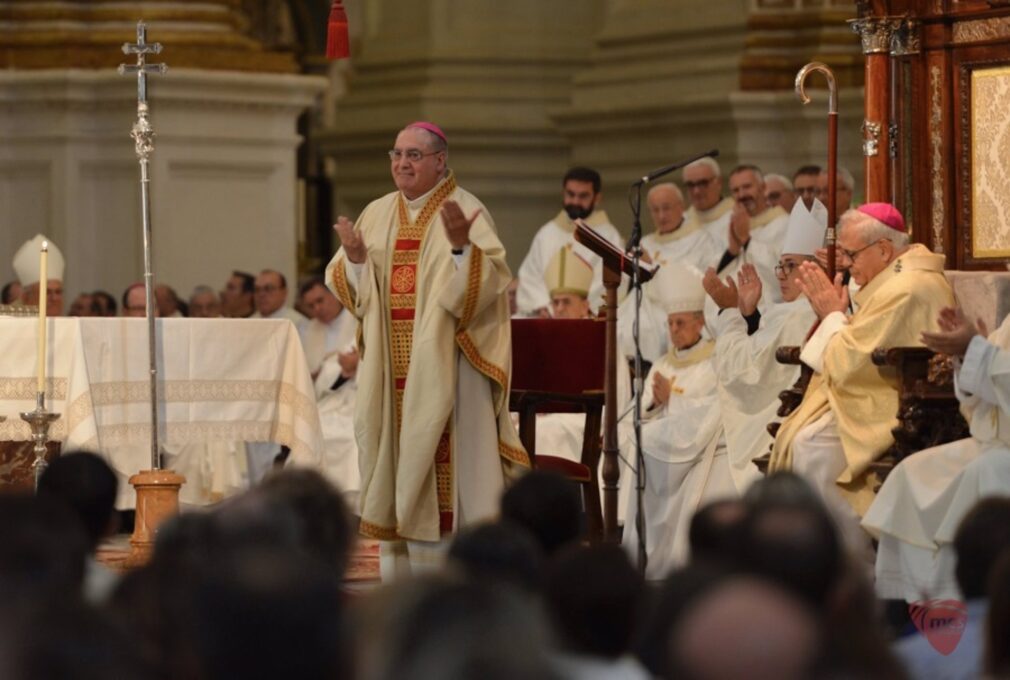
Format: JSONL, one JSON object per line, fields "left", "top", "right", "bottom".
{"left": 326, "top": 0, "right": 350, "bottom": 59}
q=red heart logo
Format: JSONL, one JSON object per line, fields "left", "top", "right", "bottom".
{"left": 908, "top": 599, "right": 968, "bottom": 656}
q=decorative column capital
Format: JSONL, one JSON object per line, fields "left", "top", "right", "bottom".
{"left": 891, "top": 17, "right": 921, "bottom": 56}
{"left": 849, "top": 16, "right": 900, "bottom": 55}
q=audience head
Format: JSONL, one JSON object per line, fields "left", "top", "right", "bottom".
{"left": 447, "top": 520, "right": 543, "bottom": 594}
{"left": 254, "top": 269, "right": 288, "bottom": 317}
{"left": 500, "top": 470, "right": 582, "bottom": 556}
{"left": 648, "top": 262, "right": 706, "bottom": 351}
{"left": 121, "top": 282, "right": 149, "bottom": 318}
{"left": 299, "top": 277, "right": 343, "bottom": 324}
{"left": 792, "top": 164, "right": 822, "bottom": 206}
{"left": 392, "top": 123, "right": 449, "bottom": 200}
{"left": 154, "top": 284, "right": 183, "bottom": 317}
{"left": 729, "top": 164, "right": 767, "bottom": 217}
{"left": 682, "top": 157, "right": 723, "bottom": 212}
{"left": 689, "top": 498, "right": 747, "bottom": 564}
{"left": 91, "top": 290, "right": 117, "bottom": 316}
{"left": 544, "top": 545, "right": 644, "bottom": 659}
{"left": 738, "top": 489, "right": 843, "bottom": 607}
{"left": 764, "top": 173, "right": 796, "bottom": 212}
{"left": 1, "top": 280, "right": 21, "bottom": 305}
{"left": 838, "top": 203, "right": 909, "bottom": 286}
{"left": 69, "top": 292, "right": 96, "bottom": 317}
{"left": 355, "top": 574, "right": 556, "bottom": 680}
{"left": 190, "top": 548, "right": 348, "bottom": 680}
{"left": 634, "top": 561, "right": 736, "bottom": 677}
{"left": 37, "top": 451, "right": 118, "bottom": 552}
{"left": 0, "top": 494, "right": 89, "bottom": 609}
{"left": 647, "top": 182, "right": 686, "bottom": 234}
{"left": 954, "top": 496, "right": 1010, "bottom": 600}
{"left": 668, "top": 576, "right": 823, "bottom": 680}
{"left": 817, "top": 166, "right": 855, "bottom": 214}
{"left": 562, "top": 166, "right": 602, "bottom": 221}
{"left": 222, "top": 270, "right": 255, "bottom": 317}
{"left": 256, "top": 469, "right": 354, "bottom": 577}
{"left": 187, "top": 285, "right": 222, "bottom": 318}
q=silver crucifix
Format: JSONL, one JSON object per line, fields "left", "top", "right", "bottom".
{"left": 119, "top": 21, "right": 167, "bottom": 470}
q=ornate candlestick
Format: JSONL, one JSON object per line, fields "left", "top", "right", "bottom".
{"left": 20, "top": 393, "right": 60, "bottom": 491}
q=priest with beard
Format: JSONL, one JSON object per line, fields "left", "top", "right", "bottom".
{"left": 516, "top": 166, "right": 623, "bottom": 317}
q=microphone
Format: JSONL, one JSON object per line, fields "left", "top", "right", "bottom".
{"left": 634, "top": 149, "right": 719, "bottom": 185}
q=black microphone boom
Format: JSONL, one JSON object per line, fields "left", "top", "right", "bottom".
{"left": 634, "top": 149, "right": 719, "bottom": 185}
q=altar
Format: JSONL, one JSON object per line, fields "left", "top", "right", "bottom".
{"left": 0, "top": 317, "right": 323, "bottom": 503}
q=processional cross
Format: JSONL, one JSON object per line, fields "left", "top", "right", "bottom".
{"left": 119, "top": 21, "right": 167, "bottom": 470}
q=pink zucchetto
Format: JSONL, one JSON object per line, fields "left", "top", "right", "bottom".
{"left": 406, "top": 121, "right": 447, "bottom": 145}
{"left": 857, "top": 202, "right": 905, "bottom": 232}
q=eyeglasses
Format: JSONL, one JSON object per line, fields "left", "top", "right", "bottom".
{"left": 774, "top": 261, "right": 799, "bottom": 278}
{"left": 795, "top": 186, "right": 820, "bottom": 197}
{"left": 766, "top": 191, "right": 782, "bottom": 202}
{"left": 388, "top": 149, "right": 440, "bottom": 162}
{"left": 684, "top": 177, "right": 714, "bottom": 190}
{"left": 254, "top": 284, "right": 281, "bottom": 294}
{"left": 840, "top": 239, "right": 884, "bottom": 262}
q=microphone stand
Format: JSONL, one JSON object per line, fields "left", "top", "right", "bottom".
{"left": 627, "top": 180, "right": 648, "bottom": 575}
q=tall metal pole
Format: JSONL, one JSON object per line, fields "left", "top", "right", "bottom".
{"left": 119, "top": 22, "right": 167, "bottom": 470}
{"left": 796, "top": 62, "right": 838, "bottom": 281}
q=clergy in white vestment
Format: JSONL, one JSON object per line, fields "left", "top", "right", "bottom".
{"left": 682, "top": 157, "right": 735, "bottom": 245}
{"left": 13, "top": 233, "right": 65, "bottom": 315}
{"left": 622, "top": 262, "right": 733, "bottom": 579}
{"left": 298, "top": 277, "right": 361, "bottom": 508}
{"left": 711, "top": 199, "right": 825, "bottom": 497}
{"left": 516, "top": 166, "right": 623, "bottom": 317}
{"left": 326, "top": 121, "right": 528, "bottom": 579}
{"left": 532, "top": 246, "right": 632, "bottom": 515}
{"left": 251, "top": 269, "right": 309, "bottom": 333}
{"left": 769, "top": 203, "right": 954, "bottom": 558}
{"left": 863, "top": 308, "right": 1010, "bottom": 602}
{"left": 618, "top": 183, "right": 721, "bottom": 363}
{"left": 700, "top": 165, "right": 789, "bottom": 329}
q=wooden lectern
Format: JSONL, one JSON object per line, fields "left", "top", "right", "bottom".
{"left": 573, "top": 221, "right": 655, "bottom": 542}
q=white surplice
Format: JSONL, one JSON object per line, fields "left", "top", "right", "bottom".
{"left": 516, "top": 210, "right": 623, "bottom": 316}
{"left": 863, "top": 315, "right": 1010, "bottom": 601}
{"left": 621, "top": 339, "right": 735, "bottom": 580}
{"left": 712, "top": 298, "right": 816, "bottom": 494}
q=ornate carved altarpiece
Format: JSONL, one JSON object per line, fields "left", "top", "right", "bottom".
{"left": 856, "top": 0, "right": 1010, "bottom": 269}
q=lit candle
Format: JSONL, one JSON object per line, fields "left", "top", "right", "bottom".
{"left": 37, "top": 241, "right": 47, "bottom": 395}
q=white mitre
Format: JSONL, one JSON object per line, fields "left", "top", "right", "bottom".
{"left": 13, "top": 234, "right": 65, "bottom": 286}
{"left": 781, "top": 198, "right": 828, "bottom": 257}
{"left": 647, "top": 261, "right": 705, "bottom": 314}
{"left": 544, "top": 244, "right": 594, "bottom": 299}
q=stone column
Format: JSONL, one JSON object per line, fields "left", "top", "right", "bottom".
{"left": 317, "top": 0, "right": 604, "bottom": 270}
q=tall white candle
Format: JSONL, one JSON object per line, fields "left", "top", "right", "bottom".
{"left": 37, "top": 241, "right": 48, "bottom": 395}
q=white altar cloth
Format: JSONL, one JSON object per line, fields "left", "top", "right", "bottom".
{"left": 0, "top": 317, "right": 323, "bottom": 472}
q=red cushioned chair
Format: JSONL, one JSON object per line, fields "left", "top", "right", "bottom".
{"left": 510, "top": 318, "right": 606, "bottom": 541}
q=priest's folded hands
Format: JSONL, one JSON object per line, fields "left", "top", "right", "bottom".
{"left": 334, "top": 215, "right": 366, "bottom": 264}
{"left": 796, "top": 261, "right": 849, "bottom": 319}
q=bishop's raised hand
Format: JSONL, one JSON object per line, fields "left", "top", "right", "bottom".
{"left": 334, "top": 216, "right": 366, "bottom": 264}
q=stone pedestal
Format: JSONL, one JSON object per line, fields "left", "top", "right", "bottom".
{"left": 125, "top": 468, "right": 186, "bottom": 568}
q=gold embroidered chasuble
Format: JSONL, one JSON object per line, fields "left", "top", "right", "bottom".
{"left": 326, "top": 172, "right": 529, "bottom": 542}
{"left": 769, "top": 244, "right": 954, "bottom": 515}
